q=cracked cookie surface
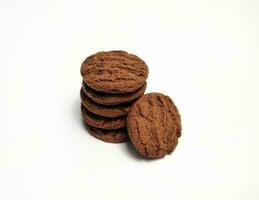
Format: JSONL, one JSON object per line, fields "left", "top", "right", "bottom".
{"left": 81, "top": 51, "right": 148, "bottom": 93}
{"left": 127, "top": 93, "right": 181, "bottom": 158}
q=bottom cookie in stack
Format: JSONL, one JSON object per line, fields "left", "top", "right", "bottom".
{"left": 85, "top": 125, "right": 129, "bottom": 143}
{"left": 80, "top": 82, "right": 146, "bottom": 143}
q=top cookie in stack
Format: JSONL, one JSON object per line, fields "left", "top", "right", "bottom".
{"left": 80, "top": 51, "right": 149, "bottom": 143}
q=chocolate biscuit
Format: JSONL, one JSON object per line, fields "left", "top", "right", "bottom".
{"left": 81, "top": 50, "right": 148, "bottom": 93}
{"left": 127, "top": 93, "right": 181, "bottom": 158}
{"left": 82, "top": 81, "right": 147, "bottom": 105}
{"left": 81, "top": 104, "right": 126, "bottom": 130}
{"left": 80, "top": 88, "right": 131, "bottom": 118}
{"left": 85, "top": 124, "right": 129, "bottom": 143}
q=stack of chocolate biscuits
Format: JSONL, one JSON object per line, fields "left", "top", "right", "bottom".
{"left": 80, "top": 51, "right": 148, "bottom": 143}
{"left": 80, "top": 50, "right": 182, "bottom": 158}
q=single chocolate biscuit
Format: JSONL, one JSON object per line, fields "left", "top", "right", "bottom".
{"left": 127, "top": 93, "right": 181, "bottom": 158}
{"left": 80, "top": 88, "right": 131, "bottom": 118}
{"left": 81, "top": 50, "right": 149, "bottom": 93}
{"left": 85, "top": 124, "right": 129, "bottom": 143}
{"left": 82, "top": 81, "right": 147, "bottom": 105}
{"left": 81, "top": 104, "right": 126, "bottom": 129}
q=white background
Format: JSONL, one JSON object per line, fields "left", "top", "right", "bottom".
{"left": 0, "top": 0, "right": 259, "bottom": 199}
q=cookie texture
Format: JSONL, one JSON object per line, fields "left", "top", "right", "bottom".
{"left": 80, "top": 88, "right": 131, "bottom": 118}
{"left": 82, "top": 81, "right": 147, "bottom": 105}
{"left": 85, "top": 124, "right": 129, "bottom": 143}
{"left": 127, "top": 93, "right": 181, "bottom": 158}
{"left": 81, "top": 105, "right": 126, "bottom": 130}
{"left": 81, "top": 51, "right": 148, "bottom": 93}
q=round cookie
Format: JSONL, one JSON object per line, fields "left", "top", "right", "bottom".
{"left": 82, "top": 81, "right": 147, "bottom": 105}
{"left": 81, "top": 104, "right": 126, "bottom": 130}
{"left": 85, "top": 124, "right": 129, "bottom": 143}
{"left": 80, "top": 88, "right": 131, "bottom": 118}
{"left": 81, "top": 50, "right": 149, "bottom": 93}
{"left": 127, "top": 93, "right": 181, "bottom": 158}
